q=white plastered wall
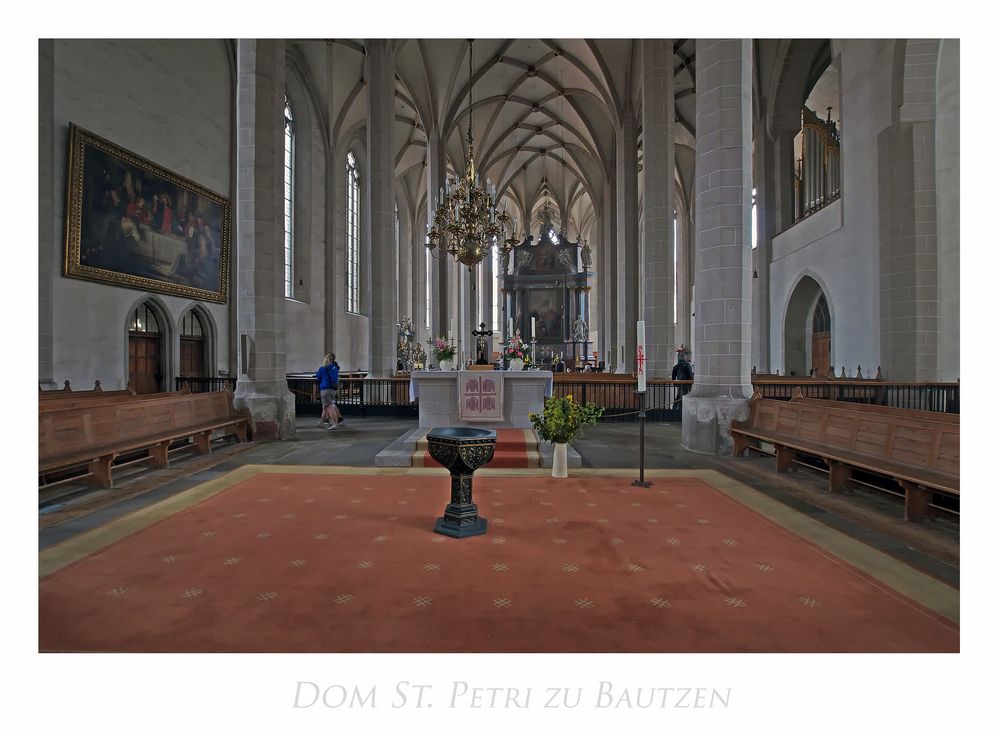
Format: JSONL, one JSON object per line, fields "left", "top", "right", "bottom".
{"left": 282, "top": 70, "right": 330, "bottom": 374}
{"left": 768, "top": 40, "right": 892, "bottom": 378}
{"left": 49, "top": 39, "right": 232, "bottom": 389}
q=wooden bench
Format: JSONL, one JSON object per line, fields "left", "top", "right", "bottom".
{"left": 730, "top": 389, "right": 959, "bottom": 521}
{"left": 40, "top": 385, "right": 190, "bottom": 413}
{"left": 788, "top": 387, "right": 958, "bottom": 423}
{"left": 39, "top": 380, "right": 133, "bottom": 399}
{"left": 39, "top": 387, "right": 250, "bottom": 489}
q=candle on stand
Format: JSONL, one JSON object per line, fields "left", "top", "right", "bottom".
{"left": 508, "top": 317, "right": 513, "bottom": 336}
{"left": 531, "top": 317, "right": 536, "bottom": 339}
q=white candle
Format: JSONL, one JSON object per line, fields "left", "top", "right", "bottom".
{"left": 636, "top": 320, "right": 647, "bottom": 393}
{"left": 508, "top": 317, "right": 513, "bottom": 335}
{"left": 531, "top": 317, "right": 536, "bottom": 338}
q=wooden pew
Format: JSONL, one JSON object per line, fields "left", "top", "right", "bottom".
{"left": 39, "top": 380, "right": 133, "bottom": 399}
{"left": 39, "top": 388, "right": 250, "bottom": 489}
{"left": 788, "top": 387, "right": 958, "bottom": 423}
{"left": 40, "top": 385, "right": 191, "bottom": 413}
{"left": 731, "top": 389, "right": 959, "bottom": 521}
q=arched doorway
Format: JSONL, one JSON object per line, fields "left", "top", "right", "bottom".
{"left": 811, "top": 293, "right": 831, "bottom": 377}
{"left": 128, "top": 302, "right": 164, "bottom": 394}
{"left": 179, "top": 309, "right": 207, "bottom": 380}
{"left": 783, "top": 276, "right": 832, "bottom": 377}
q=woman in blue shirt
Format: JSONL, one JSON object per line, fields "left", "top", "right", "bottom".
{"left": 316, "top": 353, "right": 343, "bottom": 429}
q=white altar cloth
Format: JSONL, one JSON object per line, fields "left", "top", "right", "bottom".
{"left": 408, "top": 370, "right": 553, "bottom": 429}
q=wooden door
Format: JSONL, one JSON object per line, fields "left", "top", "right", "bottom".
{"left": 812, "top": 332, "right": 830, "bottom": 377}
{"left": 180, "top": 337, "right": 205, "bottom": 378}
{"left": 129, "top": 335, "right": 162, "bottom": 394}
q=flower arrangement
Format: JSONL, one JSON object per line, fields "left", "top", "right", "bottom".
{"left": 427, "top": 335, "right": 456, "bottom": 363}
{"left": 529, "top": 394, "right": 604, "bottom": 444}
{"left": 504, "top": 333, "right": 527, "bottom": 361}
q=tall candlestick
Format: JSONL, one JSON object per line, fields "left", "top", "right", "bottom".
{"left": 531, "top": 317, "right": 536, "bottom": 338}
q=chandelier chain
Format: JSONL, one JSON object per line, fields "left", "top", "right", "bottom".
{"left": 426, "top": 38, "right": 522, "bottom": 270}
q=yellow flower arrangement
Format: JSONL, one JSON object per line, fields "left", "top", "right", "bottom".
{"left": 529, "top": 393, "right": 603, "bottom": 444}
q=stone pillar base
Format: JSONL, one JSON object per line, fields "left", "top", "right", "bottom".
{"left": 234, "top": 384, "right": 296, "bottom": 441}
{"left": 681, "top": 393, "right": 751, "bottom": 456}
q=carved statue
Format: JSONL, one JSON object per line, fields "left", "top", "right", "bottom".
{"left": 572, "top": 315, "right": 588, "bottom": 343}
{"left": 558, "top": 247, "right": 577, "bottom": 272}
{"left": 581, "top": 239, "right": 593, "bottom": 269}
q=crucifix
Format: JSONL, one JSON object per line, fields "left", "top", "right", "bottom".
{"left": 472, "top": 322, "right": 493, "bottom": 364}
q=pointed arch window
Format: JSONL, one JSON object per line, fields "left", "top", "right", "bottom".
{"left": 346, "top": 151, "right": 360, "bottom": 313}
{"left": 180, "top": 309, "right": 207, "bottom": 379}
{"left": 283, "top": 95, "right": 295, "bottom": 299}
{"left": 128, "top": 302, "right": 161, "bottom": 333}
{"left": 812, "top": 293, "right": 830, "bottom": 334}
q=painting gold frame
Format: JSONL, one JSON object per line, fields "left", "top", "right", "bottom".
{"left": 63, "top": 124, "right": 231, "bottom": 303}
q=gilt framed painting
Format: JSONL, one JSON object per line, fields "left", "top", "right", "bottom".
{"left": 63, "top": 124, "right": 231, "bottom": 303}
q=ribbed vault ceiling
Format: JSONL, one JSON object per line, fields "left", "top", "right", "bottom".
{"left": 295, "top": 38, "right": 698, "bottom": 241}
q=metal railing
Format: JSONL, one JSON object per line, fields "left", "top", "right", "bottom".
{"left": 175, "top": 376, "right": 236, "bottom": 393}
{"left": 752, "top": 379, "right": 959, "bottom": 414}
{"left": 177, "top": 374, "right": 959, "bottom": 419}
{"left": 285, "top": 376, "right": 416, "bottom": 418}
{"left": 552, "top": 380, "right": 689, "bottom": 422}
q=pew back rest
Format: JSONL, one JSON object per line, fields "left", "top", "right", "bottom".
{"left": 735, "top": 394, "right": 959, "bottom": 478}
{"left": 39, "top": 388, "right": 188, "bottom": 413}
{"left": 39, "top": 390, "right": 239, "bottom": 463}
{"left": 791, "top": 391, "right": 959, "bottom": 424}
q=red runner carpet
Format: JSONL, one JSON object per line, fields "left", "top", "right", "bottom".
{"left": 419, "top": 428, "right": 534, "bottom": 468}
{"left": 39, "top": 472, "right": 958, "bottom": 652}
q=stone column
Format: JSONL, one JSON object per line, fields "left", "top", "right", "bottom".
{"left": 39, "top": 39, "right": 56, "bottom": 388}
{"left": 234, "top": 39, "right": 296, "bottom": 439}
{"left": 641, "top": 39, "right": 676, "bottom": 378}
{"left": 936, "top": 39, "right": 959, "bottom": 382}
{"left": 398, "top": 209, "right": 412, "bottom": 326}
{"left": 365, "top": 39, "right": 397, "bottom": 377}
{"left": 675, "top": 208, "right": 691, "bottom": 351}
{"left": 458, "top": 262, "right": 471, "bottom": 364}
{"left": 682, "top": 39, "right": 754, "bottom": 455}
{"left": 426, "top": 133, "right": 448, "bottom": 337}
{"left": 773, "top": 133, "right": 797, "bottom": 234}
{"left": 878, "top": 40, "right": 943, "bottom": 382}
{"left": 601, "top": 180, "right": 617, "bottom": 369}
{"left": 479, "top": 242, "right": 494, "bottom": 331}
{"left": 615, "top": 104, "right": 639, "bottom": 372}
{"left": 413, "top": 209, "right": 428, "bottom": 346}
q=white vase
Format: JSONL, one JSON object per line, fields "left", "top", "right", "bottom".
{"left": 439, "top": 358, "right": 453, "bottom": 371}
{"left": 509, "top": 358, "right": 524, "bottom": 372}
{"left": 552, "top": 442, "right": 568, "bottom": 478}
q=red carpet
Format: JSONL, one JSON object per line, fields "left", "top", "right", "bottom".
{"left": 419, "top": 428, "right": 534, "bottom": 468}
{"left": 39, "top": 472, "right": 958, "bottom": 652}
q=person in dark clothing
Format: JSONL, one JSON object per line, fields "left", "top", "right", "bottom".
{"left": 671, "top": 345, "right": 694, "bottom": 411}
{"left": 316, "top": 353, "right": 343, "bottom": 429}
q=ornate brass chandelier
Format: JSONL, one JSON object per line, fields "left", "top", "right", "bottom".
{"left": 427, "top": 39, "right": 520, "bottom": 270}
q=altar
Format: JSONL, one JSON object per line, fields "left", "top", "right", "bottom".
{"left": 498, "top": 201, "right": 596, "bottom": 366}
{"left": 409, "top": 370, "right": 553, "bottom": 429}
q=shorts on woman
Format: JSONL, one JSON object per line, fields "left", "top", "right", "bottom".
{"left": 320, "top": 387, "right": 338, "bottom": 406}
